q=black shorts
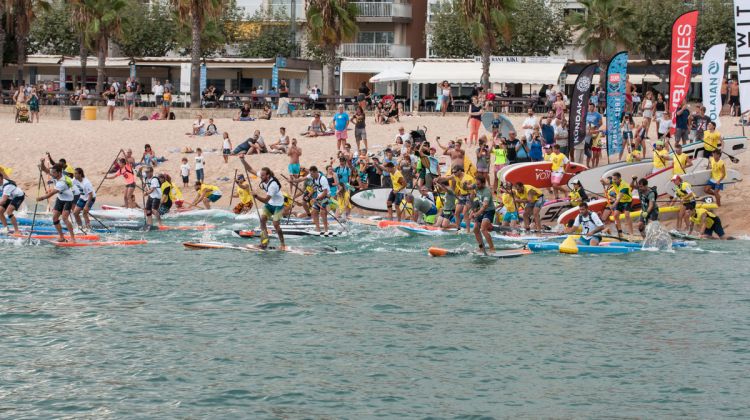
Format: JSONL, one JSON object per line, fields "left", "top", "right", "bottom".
{"left": 705, "top": 217, "right": 725, "bottom": 237}
{"left": 145, "top": 197, "right": 161, "bottom": 213}
{"left": 683, "top": 200, "right": 696, "bottom": 210}
{"left": 158, "top": 202, "right": 172, "bottom": 216}
{"left": 388, "top": 191, "right": 404, "bottom": 206}
{"left": 54, "top": 199, "right": 74, "bottom": 212}
{"left": 3, "top": 195, "right": 25, "bottom": 210}
{"left": 441, "top": 209, "right": 455, "bottom": 219}
{"left": 729, "top": 95, "right": 740, "bottom": 106}
{"left": 615, "top": 202, "right": 631, "bottom": 212}
{"left": 182, "top": 175, "right": 189, "bottom": 184}
{"left": 703, "top": 149, "right": 715, "bottom": 159}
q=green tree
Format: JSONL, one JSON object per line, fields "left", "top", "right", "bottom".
{"left": 496, "top": 0, "right": 570, "bottom": 56}
{"left": 171, "top": 0, "right": 224, "bottom": 106}
{"left": 427, "top": 0, "right": 477, "bottom": 58}
{"left": 305, "top": 0, "right": 358, "bottom": 95}
{"left": 28, "top": 0, "right": 79, "bottom": 56}
{"left": 568, "top": 0, "right": 637, "bottom": 88}
{"left": 116, "top": 0, "right": 176, "bottom": 57}
{"left": 9, "top": 0, "right": 50, "bottom": 83}
{"left": 631, "top": 0, "right": 686, "bottom": 60}
{"left": 695, "top": 0, "right": 734, "bottom": 59}
{"left": 239, "top": 6, "right": 298, "bottom": 58}
{"left": 70, "top": 0, "right": 128, "bottom": 93}
{"left": 459, "top": 0, "right": 517, "bottom": 90}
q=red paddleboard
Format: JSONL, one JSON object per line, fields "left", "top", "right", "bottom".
{"left": 556, "top": 198, "right": 642, "bottom": 226}
{"left": 14, "top": 233, "right": 100, "bottom": 241}
{"left": 502, "top": 161, "right": 588, "bottom": 189}
{"left": 377, "top": 220, "right": 441, "bottom": 230}
{"left": 158, "top": 224, "right": 215, "bottom": 231}
{"left": 52, "top": 240, "right": 147, "bottom": 247}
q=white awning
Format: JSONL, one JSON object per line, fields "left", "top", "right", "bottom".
{"left": 564, "top": 74, "right": 648, "bottom": 85}
{"left": 565, "top": 74, "right": 601, "bottom": 85}
{"left": 409, "top": 60, "right": 481, "bottom": 84}
{"left": 340, "top": 59, "right": 413, "bottom": 74}
{"left": 488, "top": 60, "right": 565, "bottom": 84}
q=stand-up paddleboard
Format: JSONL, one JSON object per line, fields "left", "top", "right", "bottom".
{"left": 377, "top": 220, "right": 442, "bottom": 230}
{"left": 351, "top": 188, "right": 391, "bottom": 212}
{"left": 502, "top": 161, "right": 588, "bottom": 189}
{"left": 480, "top": 112, "right": 515, "bottom": 138}
{"left": 556, "top": 198, "right": 642, "bottom": 226}
{"left": 428, "top": 246, "right": 531, "bottom": 258}
{"left": 347, "top": 217, "right": 381, "bottom": 226}
{"left": 599, "top": 158, "right": 707, "bottom": 193}
{"left": 519, "top": 198, "right": 575, "bottom": 224}
{"left": 233, "top": 229, "right": 345, "bottom": 238}
{"left": 397, "top": 225, "right": 450, "bottom": 236}
{"left": 52, "top": 240, "right": 148, "bottom": 247}
{"left": 662, "top": 169, "right": 743, "bottom": 197}
{"left": 183, "top": 241, "right": 336, "bottom": 255}
{"left": 10, "top": 233, "right": 101, "bottom": 241}
{"left": 527, "top": 241, "right": 637, "bottom": 254}
{"left": 157, "top": 224, "right": 215, "bottom": 231}
{"left": 99, "top": 204, "right": 229, "bottom": 219}
{"left": 566, "top": 161, "right": 632, "bottom": 192}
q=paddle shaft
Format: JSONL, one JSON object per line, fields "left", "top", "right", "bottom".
{"left": 26, "top": 168, "right": 43, "bottom": 245}
{"left": 95, "top": 149, "right": 124, "bottom": 194}
{"left": 228, "top": 169, "right": 238, "bottom": 208}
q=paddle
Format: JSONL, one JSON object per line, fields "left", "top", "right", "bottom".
{"left": 26, "top": 167, "right": 43, "bottom": 245}
{"left": 665, "top": 140, "right": 687, "bottom": 175}
{"left": 242, "top": 166, "right": 268, "bottom": 247}
{"left": 86, "top": 208, "right": 111, "bottom": 232}
{"left": 228, "top": 169, "right": 238, "bottom": 208}
{"left": 95, "top": 149, "right": 124, "bottom": 194}
{"left": 279, "top": 173, "right": 300, "bottom": 225}
{"left": 721, "top": 149, "right": 740, "bottom": 164}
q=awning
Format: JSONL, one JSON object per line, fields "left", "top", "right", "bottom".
{"left": 565, "top": 74, "right": 601, "bottom": 85}
{"left": 564, "top": 74, "right": 648, "bottom": 85}
{"left": 340, "top": 59, "right": 413, "bottom": 74}
{"left": 489, "top": 60, "right": 565, "bottom": 84}
{"left": 369, "top": 69, "right": 410, "bottom": 83}
{"left": 409, "top": 60, "right": 481, "bottom": 84}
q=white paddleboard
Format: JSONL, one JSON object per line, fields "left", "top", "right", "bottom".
{"left": 662, "top": 168, "right": 743, "bottom": 198}
{"left": 351, "top": 188, "right": 391, "bottom": 212}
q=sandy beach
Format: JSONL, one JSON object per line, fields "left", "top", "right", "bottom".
{"left": 2, "top": 110, "right": 747, "bottom": 233}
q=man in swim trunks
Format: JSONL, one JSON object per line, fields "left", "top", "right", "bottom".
{"left": 36, "top": 164, "right": 76, "bottom": 243}
{"left": 0, "top": 171, "right": 25, "bottom": 234}
{"left": 332, "top": 105, "right": 350, "bottom": 151}
{"left": 565, "top": 202, "right": 607, "bottom": 245}
{"left": 514, "top": 182, "right": 544, "bottom": 232}
{"left": 192, "top": 181, "right": 222, "bottom": 209}
{"left": 287, "top": 137, "right": 302, "bottom": 181}
{"left": 609, "top": 172, "right": 634, "bottom": 237}
{"left": 231, "top": 174, "right": 254, "bottom": 214}
{"left": 704, "top": 149, "right": 726, "bottom": 206}
{"left": 670, "top": 174, "right": 695, "bottom": 232}
{"left": 634, "top": 177, "right": 659, "bottom": 238}
{"left": 729, "top": 78, "right": 740, "bottom": 116}
{"left": 434, "top": 180, "right": 457, "bottom": 229}
{"left": 688, "top": 207, "right": 726, "bottom": 239}
{"left": 469, "top": 176, "right": 496, "bottom": 253}
{"left": 142, "top": 166, "right": 163, "bottom": 229}
{"left": 405, "top": 187, "right": 437, "bottom": 224}
{"left": 384, "top": 161, "right": 406, "bottom": 221}
{"left": 240, "top": 159, "right": 286, "bottom": 248}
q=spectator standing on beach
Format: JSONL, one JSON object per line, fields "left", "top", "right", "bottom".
{"left": 102, "top": 86, "right": 117, "bottom": 122}
{"left": 153, "top": 80, "right": 164, "bottom": 106}
{"left": 125, "top": 85, "right": 135, "bottom": 120}
{"left": 332, "top": 105, "right": 350, "bottom": 152}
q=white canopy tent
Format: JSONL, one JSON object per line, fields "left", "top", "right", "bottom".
{"left": 488, "top": 60, "right": 566, "bottom": 85}
{"left": 408, "top": 59, "right": 482, "bottom": 84}
{"left": 369, "top": 69, "right": 410, "bottom": 83}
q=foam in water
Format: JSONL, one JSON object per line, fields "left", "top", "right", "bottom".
{"left": 642, "top": 222, "right": 673, "bottom": 251}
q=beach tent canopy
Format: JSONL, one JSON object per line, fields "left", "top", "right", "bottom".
{"left": 369, "top": 69, "right": 410, "bottom": 83}
{"left": 340, "top": 58, "right": 413, "bottom": 74}
{"left": 409, "top": 59, "right": 481, "bottom": 84}
{"left": 489, "top": 59, "right": 566, "bottom": 85}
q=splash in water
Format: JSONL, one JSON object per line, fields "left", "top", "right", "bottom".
{"left": 642, "top": 221, "right": 673, "bottom": 250}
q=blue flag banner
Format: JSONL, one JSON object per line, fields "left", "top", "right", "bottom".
{"left": 606, "top": 51, "right": 628, "bottom": 156}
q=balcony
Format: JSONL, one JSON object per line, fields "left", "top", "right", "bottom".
{"left": 354, "top": 2, "right": 412, "bottom": 22}
{"left": 339, "top": 43, "right": 412, "bottom": 58}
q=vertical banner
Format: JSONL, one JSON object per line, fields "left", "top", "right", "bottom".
{"left": 669, "top": 10, "right": 699, "bottom": 130}
{"left": 568, "top": 63, "right": 598, "bottom": 160}
{"left": 702, "top": 44, "right": 726, "bottom": 127}
{"left": 734, "top": 0, "right": 750, "bottom": 114}
{"left": 130, "top": 63, "right": 136, "bottom": 79}
{"left": 606, "top": 51, "right": 628, "bottom": 156}
{"left": 179, "top": 63, "right": 191, "bottom": 93}
{"left": 199, "top": 63, "right": 207, "bottom": 93}
{"left": 59, "top": 66, "right": 66, "bottom": 92}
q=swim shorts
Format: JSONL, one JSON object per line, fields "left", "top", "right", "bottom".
{"left": 288, "top": 163, "right": 301, "bottom": 176}
{"left": 208, "top": 193, "right": 222, "bottom": 203}
{"left": 262, "top": 203, "right": 284, "bottom": 222}
{"left": 503, "top": 211, "right": 519, "bottom": 222}
{"left": 708, "top": 179, "right": 723, "bottom": 191}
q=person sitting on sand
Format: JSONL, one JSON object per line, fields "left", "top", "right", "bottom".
{"left": 259, "top": 105, "right": 272, "bottom": 120}
{"left": 205, "top": 118, "right": 218, "bottom": 136}
{"left": 234, "top": 130, "right": 267, "bottom": 155}
{"left": 189, "top": 115, "right": 205, "bottom": 136}
{"left": 269, "top": 127, "right": 290, "bottom": 153}
{"left": 233, "top": 103, "right": 255, "bottom": 121}
{"left": 192, "top": 181, "right": 222, "bottom": 209}
{"left": 302, "top": 113, "right": 327, "bottom": 137}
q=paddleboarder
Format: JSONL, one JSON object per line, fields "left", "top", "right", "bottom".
{"left": 670, "top": 174, "right": 696, "bottom": 232}
{"left": 36, "top": 164, "right": 76, "bottom": 243}
{"left": 0, "top": 171, "right": 24, "bottom": 234}
{"left": 513, "top": 182, "right": 544, "bottom": 232}
{"left": 688, "top": 207, "right": 726, "bottom": 239}
{"left": 565, "top": 202, "right": 606, "bottom": 246}
{"left": 610, "top": 172, "right": 634, "bottom": 237}
{"left": 704, "top": 149, "right": 725, "bottom": 206}
{"left": 142, "top": 166, "right": 163, "bottom": 229}
{"left": 72, "top": 168, "right": 96, "bottom": 232}
{"left": 469, "top": 176, "right": 496, "bottom": 253}
{"left": 634, "top": 178, "right": 659, "bottom": 238}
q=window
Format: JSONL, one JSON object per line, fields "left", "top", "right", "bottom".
{"left": 357, "top": 31, "right": 394, "bottom": 44}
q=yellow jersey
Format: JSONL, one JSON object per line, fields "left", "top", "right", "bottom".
{"left": 674, "top": 181, "right": 695, "bottom": 204}
{"left": 569, "top": 188, "right": 584, "bottom": 207}
{"left": 237, "top": 186, "right": 253, "bottom": 205}
{"left": 515, "top": 185, "right": 542, "bottom": 202}
{"left": 453, "top": 173, "right": 475, "bottom": 196}
{"left": 612, "top": 180, "right": 633, "bottom": 203}
{"left": 391, "top": 170, "right": 406, "bottom": 192}
{"left": 710, "top": 157, "right": 725, "bottom": 181}
{"left": 672, "top": 153, "right": 688, "bottom": 175}
{"left": 626, "top": 149, "right": 642, "bottom": 163}
{"left": 653, "top": 149, "right": 669, "bottom": 169}
{"left": 690, "top": 208, "right": 716, "bottom": 229}
{"left": 549, "top": 152, "right": 567, "bottom": 172}
{"left": 703, "top": 131, "right": 721, "bottom": 152}
{"left": 501, "top": 192, "right": 516, "bottom": 212}
{"left": 199, "top": 184, "right": 220, "bottom": 195}
{"left": 463, "top": 155, "right": 477, "bottom": 177}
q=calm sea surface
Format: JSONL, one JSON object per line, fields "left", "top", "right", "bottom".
{"left": 2, "top": 215, "right": 749, "bottom": 418}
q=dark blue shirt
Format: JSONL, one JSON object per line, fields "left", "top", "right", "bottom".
{"left": 676, "top": 108, "right": 690, "bottom": 129}
{"left": 541, "top": 124, "right": 555, "bottom": 145}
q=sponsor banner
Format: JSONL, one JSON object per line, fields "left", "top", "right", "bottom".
{"left": 669, "top": 10, "right": 699, "bottom": 131}
{"left": 606, "top": 51, "right": 628, "bottom": 156}
{"left": 734, "top": 0, "right": 750, "bottom": 113}
{"left": 567, "top": 63, "right": 598, "bottom": 159}
{"left": 702, "top": 44, "right": 726, "bottom": 127}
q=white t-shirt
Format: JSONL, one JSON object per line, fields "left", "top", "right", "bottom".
{"left": 222, "top": 137, "right": 231, "bottom": 149}
{"left": 262, "top": 178, "right": 285, "bottom": 206}
{"left": 1, "top": 180, "right": 23, "bottom": 199}
{"left": 180, "top": 163, "right": 190, "bottom": 177}
{"left": 311, "top": 173, "right": 330, "bottom": 198}
{"left": 148, "top": 177, "right": 162, "bottom": 199}
{"left": 573, "top": 212, "right": 604, "bottom": 239}
{"left": 522, "top": 116, "right": 538, "bottom": 138}
{"left": 72, "top": 178, "right": 83, "bottom": 196}
{"left": 153, "top": 84, "right": 164, "bottom": 96}
{"left": 79, "top": 178, "right": 96, "bottom": 200}
{"left": 55, "top": 177, "right": 74, "bottom": 201}
{"left": 658, "top": 118, "right": 673, "bottom": 134}
{"left": 279, "top": 135, "right": 289, "bottom": 146}
{"left": 195, "top": 155, "right": 205, "bottom": 170}
{"left": 193, "top": 119, "right": 205, "bottom": 129}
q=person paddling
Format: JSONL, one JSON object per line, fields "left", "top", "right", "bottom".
{"left": 565, "top": 201, "right": 606, "bottom": 246}
{"left": 469, "top": 176, "right": 496, "bottom": 253}
{"left": 238, "top": 155, "right": 286, "bottom": 248}
{"left": 0, "top": 171, "right": 25, "bottom": 234}
{"left": 36, "top": 163, "right": 76, "bottom": 243}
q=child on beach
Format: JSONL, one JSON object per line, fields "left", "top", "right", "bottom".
{"left": 222, "top": 133, "right": 232, "bottom": 163}
{"left": 206, "top": 118, "right": 218, "bottom": 136}
{"left": 195, "top": 149, "right": 205, "bottom": 183}
{"left": 180, "top": 158, "right": 190, "bottom": 187}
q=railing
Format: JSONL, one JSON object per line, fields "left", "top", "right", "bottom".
{"left": 354, "top": 2, "right": 412, "bottom": 19}
{"left": 339, "top": 43, "right": 411, "bottom": 58}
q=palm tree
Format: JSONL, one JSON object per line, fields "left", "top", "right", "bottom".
{"left": 459, "top": 0, "right": 516, "bottom": 90}
{"left": 172, "top": 0, "right": 224, "bottom": 107}
{"left": 306, "top": 0, "right": 357, "bottom": 95}
{"left": 0, "top": 0, "right": 7, "bottom": 72}
{"left": 69, "top": 0, "right": 127, "bottom": 94}
{"left": 9, "top": 0, "right": 50, "bottom": 84}
{"left": 69, "top": 3, "right": 92, "bottom": 91}
{"left": 568, "top": 0, "right": 636, "bottom": 88}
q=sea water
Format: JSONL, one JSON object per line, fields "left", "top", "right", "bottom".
{"left": 1, "top": 217, "right": 749, "bottom": 418}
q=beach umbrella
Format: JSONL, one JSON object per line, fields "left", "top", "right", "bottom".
{"left": 369, "top": 69, "right": 410, "bottom": 83}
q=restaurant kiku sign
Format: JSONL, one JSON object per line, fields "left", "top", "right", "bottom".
{"left": 472, "top": 56, "right": 567, "bottom": 64}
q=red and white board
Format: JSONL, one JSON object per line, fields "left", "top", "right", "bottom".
{"left": 502, "top": 161, "right": 587, "bottom": 189}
